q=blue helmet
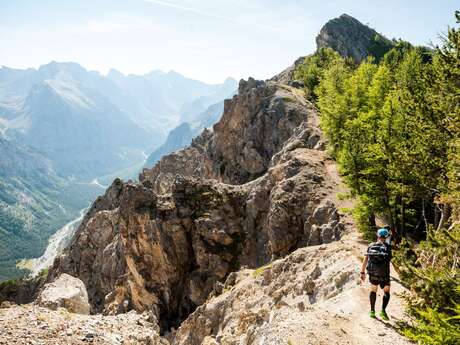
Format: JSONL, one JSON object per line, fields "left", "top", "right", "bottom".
{"left": 377, "top": 228, "right": 390, "bottom": 238}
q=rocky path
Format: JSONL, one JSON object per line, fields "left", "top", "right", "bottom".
{"left": 308, "top": 232, "right": 412, "bottom": 345}
{"left": 171, "top": 230, "right": 412, "bottom": 345}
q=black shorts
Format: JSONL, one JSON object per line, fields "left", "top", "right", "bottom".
{"left": 369, "top": 276, "right": 390, "bottom": 288}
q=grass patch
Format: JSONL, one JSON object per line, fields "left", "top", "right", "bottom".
{"left": 339, "top": 207, "right": 353, "bottom": 215}
{"left": 252, "top": 263, "right": 273, "bottom": 278}
{"left": 336, "top": 192, "right": 351, "bottom": 200}
{"left": 282, "top": 97, "right": 296, "bottom": 103}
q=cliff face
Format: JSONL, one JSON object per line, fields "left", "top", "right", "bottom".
{"left": 48, "top": 78, "right": 344, "bottom": 332}
{"left": 140, "top": 78, "right": 321, "bottom": 189}
{"left": 316, "top": 14, "right": 394, "bottom": 63}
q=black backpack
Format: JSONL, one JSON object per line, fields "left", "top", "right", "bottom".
{"left": 366, "top": 242, "right": 391, "bottom": 277}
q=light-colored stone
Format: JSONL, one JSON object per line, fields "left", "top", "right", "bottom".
{"left": 172, "top": 239, "right": 412, "bottom": 345}
{"left": 0, "top": 304, "right": 167, "bottom": 345}
{"left": 36, "top": 274, "right": 90, "bottom": 314}
{"left": 0, "top": 301, "right": 11, "bottom": 309}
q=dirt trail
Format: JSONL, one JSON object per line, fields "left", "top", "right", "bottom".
{"left": 170, "top": 227, "right": 412, "bottom": 345}
{"left": 264, "top": 230, "right": 412, "bottom": 345}
{"left": 312, "top": 149, "right": 411, "bottom": 344}
{"left": 313, "top": 232, "right": 412, "bottom": 345}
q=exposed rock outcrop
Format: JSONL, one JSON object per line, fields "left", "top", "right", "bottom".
{"left": 171, "top": 235, "right": 411, "bottom": 345}
{"left": 270, "top": 56, "right": 306, "bottom": 85}
{"left": 316, "top": 14, "right": 394, "bottom": 63}
{"left": 36, "top": 273, "right": 90, "bottom": 314}
{"left": 48, "top": 79, "right": 345, "bottom": 332}
{"left": 140, "top": 78, "right": 319, "bottom": 189}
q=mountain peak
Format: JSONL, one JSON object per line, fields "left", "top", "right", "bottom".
{"left": 223, "top": 77, "right": 237, "bottom": 86}
{"left": 145, "top": 69, "right": 166, "bottom": 78}
{"left": 106, "top": 68, "right": 125, "bottom": 81}
{"left": 38, "top": 61, "right": 87, "bottom": 77}
{"left": 316, "top": 13, "right": 394, "bottom": 62}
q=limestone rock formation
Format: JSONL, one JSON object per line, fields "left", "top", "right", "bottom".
{"left": 36, "top": 273, "right": 90, "bottom": 314}
{"left": 316, "top": 14, "right": 394, "bottom": 62}
{"left": 48, "top": 78, "right": 345, "bottom": 332}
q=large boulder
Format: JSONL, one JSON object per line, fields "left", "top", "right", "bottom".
{"left": 36, "top": 273, "right": 90, "bottom": 314}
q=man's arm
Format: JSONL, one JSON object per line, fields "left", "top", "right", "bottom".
{"left": 360, "top": 255, "right": 368, "bottom": 282}
{"left": 386, "top": 243, "right": 392, "bottom": 260}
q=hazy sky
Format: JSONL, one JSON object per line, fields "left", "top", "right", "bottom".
{"left": 1, "top": 0, "right": 458, "bottom": 83}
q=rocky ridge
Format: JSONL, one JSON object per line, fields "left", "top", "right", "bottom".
{"left": 47, "top": 77, "right": 342, "bottom": 333}
{"left": 0, "top": 303, "right": 166, "bottom": 345}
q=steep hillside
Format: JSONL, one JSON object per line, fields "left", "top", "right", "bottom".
{"left": 178, "top": 78, "right": 236, "bottom": 124}
{"left": 172, "top": 232, "right": 410, "bottom": 345}
{"left": 2, "top": 75, "right": 412, "bottom": 344}
{"left": 0, "top": 62, "right": 155, "bottom": 177}
{"left": 0, "top": 137, "right": 102, "bottom": 280}
{"left": 144, "top": 122, "right": 194, "bottom": 168}
{"left": 0, "top": 63, "right": 236, "bottom": 279}
{"left": 107, "top": 69, "right": 237, "bottom": 132}
{"left": 0, "top": 63, "right": 236, "bottom": 178}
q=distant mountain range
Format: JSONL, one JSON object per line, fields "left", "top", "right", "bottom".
{"left": 0, "top": 62, "right": 237, "bottom": 178}
{"left": 0, "top": 62, "right": 236, "bottom": 280}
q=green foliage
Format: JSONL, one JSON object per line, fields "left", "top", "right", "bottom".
{"left": 0, "top": 162, "right": 102, "bottom": 281}
{"left": 297, "top": 32, "right": 450, "bottom": 240}
{"left": 367, "top": 34, "right": 396, "bottom": 62}
{"left": 352, "top": 198, "right": 377, "bottom": 241}
{"left": 294, "top": 47, "right": 350, "bottom": 100}
{"left": 295, "top": 11, "right": 460, "bottom": 343}
{"left": 395, "top": 225, "right": 460, "bottom": 344}
{"left": 397, "top": 12, "right": 460, "bottom": 343}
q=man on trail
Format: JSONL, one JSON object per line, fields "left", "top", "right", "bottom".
{"left": 360, "top": 228, "right": 392, "bottom": 320}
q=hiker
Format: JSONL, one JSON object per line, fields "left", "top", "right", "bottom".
{"left": 360, "top": 228, "right": 392, "bottom": 320}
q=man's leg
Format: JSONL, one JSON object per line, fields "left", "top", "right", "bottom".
{"left": 380, "top": 283, "right": 391, "bottom": 320}
{"left": 382, "top": 284, "right": 391, "bottom": 311}
{"left": 369, "top": 280, "right": 378, "bottom": 317}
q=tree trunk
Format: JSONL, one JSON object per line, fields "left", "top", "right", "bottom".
{"left": 368, "top": 212, "right": 377, "bottom": 230}
{"left": 401, "top": 196, "right": 406, "bottom": 238}
{"left": 436, "top": 204, "right": 451, "bottom": 231}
